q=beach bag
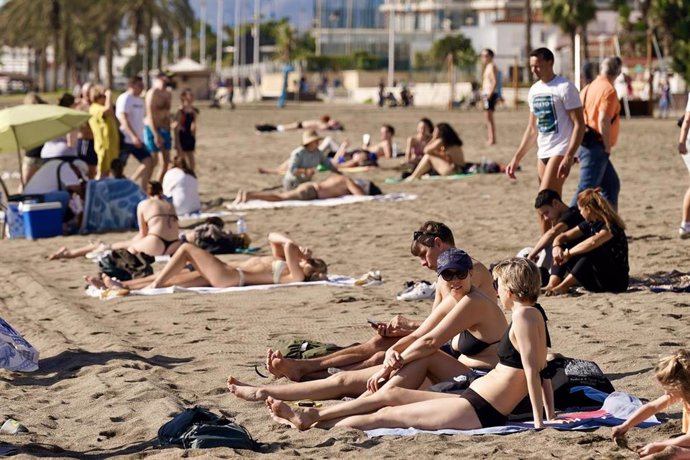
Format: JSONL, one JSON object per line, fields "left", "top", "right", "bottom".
{"left": 158, "top": 407, "right": 260, "bottom": 451}
{"left": 277, "top": 338, "right": 343, "bottom": 360}
{"left": 98, "top": 249, "right": 154, "bottom": 281}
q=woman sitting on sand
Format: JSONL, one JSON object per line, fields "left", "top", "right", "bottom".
{"left": 545, "top": 188, "right": 629, "bottom": 295}
{"left": 260, "top": 257, "right": 554, "bottom": 432}
{"left": 404, "top": 118, "right": 434, "bottom": 166}
{"left": 404, "top": 122, "right": 465, "bottom": 181}
{"left": 227, "top": 249, "right": 508, "bottom": 404}
{"left": 86, "top": 232, "right": 328, "bottom": 292}
{"left": 50, "top": 181, "right": 181, "bottom": 260}
{"left": 332, "top": 124, "right": 396, "bottom": 168}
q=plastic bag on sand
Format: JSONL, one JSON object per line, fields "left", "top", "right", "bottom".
{"left": 0, "top": 317, "right": 39, "bottom": 372}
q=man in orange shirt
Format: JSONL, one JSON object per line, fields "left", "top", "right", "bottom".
{"left": 572, "top": 56, "right": 622, "bottom": 209}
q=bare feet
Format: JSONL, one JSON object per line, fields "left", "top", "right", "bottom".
{"left": 266, "top": 349, "right": 304, "bottom": 382}
{"left": 101, "top": 273, "right": 127, "bottom": 290}
{"left": 226, "top": 376, "right": 265, "bottom": 401}
{"left": 232, "top": 190, "right": 246, "bottom": 206}
{"left": 84, "top": 275, "right": 106, "bottom": 289}
{"left": 48, "top": 247, "right": 71, "bottom": 260}
{"left": 265, "top": 396, "right": 319, "bottom": 430}
{"left": 486, "top": 140, "right": 496, "bottom": 146}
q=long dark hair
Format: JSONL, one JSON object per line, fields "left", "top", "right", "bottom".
{"left": 173, "top": 156, "right": 196, "bottom": 178}
{"left": 436, "top": 122, "right": 463, "bottom": 147}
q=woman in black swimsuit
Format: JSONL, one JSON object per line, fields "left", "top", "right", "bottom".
{"left": 49, "top": 181, "right": 181, "bottom": 260}
{"left": 174, "top": 89, "right": 198, "bottom": 172}
{"left": 227, "top": 249, "right": 507, "bottom": 404}
{"left": 258, "top": 257, "right": 555, "bottom": 431}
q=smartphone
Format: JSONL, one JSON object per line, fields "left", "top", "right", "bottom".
{"left": 367, "top": 319, "right": 381, "bottom": 327}
{"left": 297, "top": 401, "right": 320, "bottom": 408}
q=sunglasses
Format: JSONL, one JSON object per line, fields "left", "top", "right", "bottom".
{"left": 413, "top": 231, "right": 440, "bottom": 241}
{"left": 492, "top": 278, "right": 499, "bottom": 291}
{"left": 440, "top": 269, "right": 469, "bottom": 282}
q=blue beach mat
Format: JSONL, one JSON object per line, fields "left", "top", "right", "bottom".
{"left": 81, "top": 179, "right": 146, "bottom": 234}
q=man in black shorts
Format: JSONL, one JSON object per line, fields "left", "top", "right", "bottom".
{"left": 481, "top": 48, "right": 499, "bottom": 145}
{"left": 115, "top": 76, "right": 153, "bottom": 189}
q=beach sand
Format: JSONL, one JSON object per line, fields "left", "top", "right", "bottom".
{"left": 0, "top": 102, "right": 688, "bottom": 458}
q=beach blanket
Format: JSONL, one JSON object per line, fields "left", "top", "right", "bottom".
{"left": 81, "top": 179, "right": 146, "bottom": 234}
{"left": 178, "top": 210, "right": 236, "bottom": 223}
{"left": 0, "top": 317, "right": 39, "bottom": 372}
{"left": 365, "top": 391, "right": 659, "bottom": 438}
{"left": 385, "top": 173, "right": 476, "bottom": 184}
{"left": 226, "top": 193, "right": 416, "bottom": 211}
{"left": 628, "top": 270, "right": 690, "bottom": 293}
{"left": 85, "top": 274, "right": 382, "bottom": 300}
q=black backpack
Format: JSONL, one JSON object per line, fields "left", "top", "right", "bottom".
{"left": 98, "top": 249, "right": 154, "bottom": 281}
{"left": 158, "top": 407, "right": 261, "bottom": 451}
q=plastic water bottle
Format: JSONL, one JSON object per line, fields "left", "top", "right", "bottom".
{"left": 236, "top": 216, "right": 247, "bottom": 235}
{"left": 480, "top": 156, "right": 487, "bottom": 173}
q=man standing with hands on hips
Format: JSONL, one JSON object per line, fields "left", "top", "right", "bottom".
{"left": 507, "top": 47, "right": 585, "bottom": 233}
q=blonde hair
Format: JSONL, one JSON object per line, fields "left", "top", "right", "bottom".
{"left": 576, "top": 188, "right": 625, "bottom": 231}
{"left": 492, "top": 257, "right": 541, "bottom": 303}
{"left": 655, "top": 349, "right": 690, "bottom": 403}
{"left": 303, "top": 258, "right": 328, "bottom": 282}
{"left": 89, "top": 84, "right": 107, "bottom": 102}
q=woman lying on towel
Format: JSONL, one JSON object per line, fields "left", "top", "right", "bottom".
{"left": 404, "top": 122, "right": 466, "bottom": 181}
{"left": 254, "top": 257, "right": 554, "bottom": 431}
{"left": 545, "top": 187, "right": 629, "bottom": 295}
{"left": 227, "top": 250, "right": 512, "bottom": 408}
{"left": 49, "top": 181, "right": 181, "bottom": 260}
{"left": 85, "top": 232, "right": 327, "bottom": 292}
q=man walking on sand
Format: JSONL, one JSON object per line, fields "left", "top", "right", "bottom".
{"left": 507, "top": 47, "right": 585, "bottom": 233}
{"left": 144, "top": 72, "right": 173, "bottom": 182}
{"left": 481, "top": 48, "right": 499, "bottom": 145}
{"left": 116, "top": 76, "right": 153, "bottom": 189}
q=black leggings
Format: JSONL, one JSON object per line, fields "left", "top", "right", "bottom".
{"left": 554, "top": 246, "right": 628, "bottom": 293}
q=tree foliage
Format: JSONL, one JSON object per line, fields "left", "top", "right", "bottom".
{"left": 542, "top": 0, "right": 596, "bottom": 73}
{"left": 428, "top": 34, "right": 477, "bottom": 71}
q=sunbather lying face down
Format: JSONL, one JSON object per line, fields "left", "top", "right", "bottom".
{"left": 232, "top": 175, "right": 381, "bottom": 204}
{"left": 84, "top": 232, "right": 327, "bottom": 292}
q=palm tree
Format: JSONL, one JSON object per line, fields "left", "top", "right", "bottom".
{"left": 542, "top": 0, "right": 597, "bottom": 78}
{"left": 524, "top": 0, "right": 532, "bottom": 82}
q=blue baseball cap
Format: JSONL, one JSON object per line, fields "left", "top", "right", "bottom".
{"left": 436, "top": 248, "right": 473, "bottom": 275}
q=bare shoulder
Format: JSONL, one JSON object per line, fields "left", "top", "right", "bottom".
{"left": 513, "top": 306, "right": 542, "bottom": 324}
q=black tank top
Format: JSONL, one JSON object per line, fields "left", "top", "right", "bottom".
{"left": 497, "top": 303, "right": 551, "bottom": 369}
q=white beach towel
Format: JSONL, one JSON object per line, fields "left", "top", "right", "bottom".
{"left": 226, "top": 193, "right": 416, "bottom": 211}
{"left": 178, "top": 210, "right": 236, "bottom": 223}
{"left": 85, "top": 275, "right": 382, "bottom": 300}
{"left": 0, "top": 317, "right": 39, "bottom": 372}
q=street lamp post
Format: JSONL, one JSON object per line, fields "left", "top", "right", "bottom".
{"left": 151, "top": 21, "right": 163, "bottom": 72}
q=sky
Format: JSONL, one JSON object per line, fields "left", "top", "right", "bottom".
{"left": 189, "top": 0, "right": 314, "bottom": 31}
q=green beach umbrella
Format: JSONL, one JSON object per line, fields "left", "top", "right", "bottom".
{"left": 0, "top": 104, "right": 90, "bottom": 185}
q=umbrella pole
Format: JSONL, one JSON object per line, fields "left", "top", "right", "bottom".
{"left": 16, "top": 149, "right": 24, "bottom": 187}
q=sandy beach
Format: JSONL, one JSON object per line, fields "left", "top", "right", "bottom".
{"left": 0, "top": 101, "right": 688, "bottom": 458}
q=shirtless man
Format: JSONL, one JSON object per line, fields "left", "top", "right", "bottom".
{"left": 144, "top": 73, "right": 173, "bottom": 182}
{"left": 481, "top": 49, "right": 499, "bottom": 145}
{"left": 255, "top": 115, "right": 344, "bottom": 133}
{"left": 75, "top": 82, "right": 98, "bottom": 178}
{"left": 264, "top": 221, "right": 496, "bottom": 382}
{"left": 231, "top": 175, "right": 382, "bottom": 205}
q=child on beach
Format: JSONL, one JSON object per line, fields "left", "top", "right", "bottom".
{"left": 174, "top": 88, "right": 199, "bottom": 173}
{"left": 612, "top": 349, "right": 690, "bottom": 459}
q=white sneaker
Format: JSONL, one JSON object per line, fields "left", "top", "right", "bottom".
{"left": 354, "top": 270, "right": 382, "bottom": 286}
{"left": 397, "top": 281, "right": 436, "bottom": 301}
{"left": 680, "top": 227, "right": 690, "bottom": 240}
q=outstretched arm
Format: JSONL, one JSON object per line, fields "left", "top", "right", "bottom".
{"left": 529, "top": 222, "right": 568, "bottom": 261}
{"left": 513, "top": 310, "right": 547, "bottom": 428}
{"left": 612, "top": 394, "right": 676, "bottom": 439}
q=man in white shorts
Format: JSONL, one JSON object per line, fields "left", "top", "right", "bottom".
{"left": 676, "top": 93, "right": 690, "bottom": 239}
{"left": 507, "top": 47, "right": 585, "bottom": 233}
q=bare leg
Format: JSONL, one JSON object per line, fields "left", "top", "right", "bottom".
{"left": 682, "top": 185, "right": 690, "bottom": 224}
{"left": 131, "top": 156, "right": 154, "bottom": 190}
{"left": 545, "top": 273, "right": 578, "bottom": 296}
{"left": 427, "top": 156, "right": 458, "bottom": 176}
{"left": 227, "top": 365, "right": 380, "bottom": 402}
{"left": 485, "top": 110, "right": 496, "bottom": 145}
{"left": 258, "top": 159, "right": 289, "bottom": 175}
{"left": 156, "top": 149, "right": 170, "bottom": 182}
{"left": 267, "top": 335, "right": 397, "bottom": 381}
{"left": 266, "top": 386, "right": 457, "bottom": 430}
{"left": 148, "top": 243, "right": 238, "bottom": 288}
{"left": 404, "top": 154, "right": 433, "bottom": 180}
{"left": 243, "top": 191, "right": 287, "bottom": 202}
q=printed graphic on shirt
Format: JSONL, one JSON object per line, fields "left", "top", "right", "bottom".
{"left": 533, "top": 95, "right": 558, "bottom": 134}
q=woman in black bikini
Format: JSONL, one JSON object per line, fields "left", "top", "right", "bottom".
{"left": 227, "top": 249, "right": 508, "bottom": 403}
{"left": 259, "top": 257, "right": 555, "bottom": 431}
{"left": 49, "top": 181, "right": 181, "bottom": 260}
{"left": 174, "top": 89, "right": 198, "bottom": 172}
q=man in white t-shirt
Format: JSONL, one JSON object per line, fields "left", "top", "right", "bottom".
{"left": 23, "top": 158, "right": 88, "bottom": 195}
{"left": 507, "top": 47, "right": 585, "bottom": 233}
{"left": 116, "top": 76, "right": 153, "bottom": 189}
{"left": 676, "top": 93, "right": 690, "bottom": 238}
